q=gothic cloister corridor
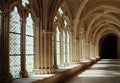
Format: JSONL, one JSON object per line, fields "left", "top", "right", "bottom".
{"left": 1, "top": 0, "right": 120, "bottom": 83}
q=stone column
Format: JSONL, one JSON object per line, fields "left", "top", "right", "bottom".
{"left": 20, "top": 18, "right": 28, "bottom": 78}
{"left": 81, "top": 39, "right": 84, "bottom": 62}
{"left": 89, "top": 43, "right": 92, "bottom": 59}
{"left": 47, "top": 32, "right": 54, "bottom": 73}
{"left": 85, "top": 42, "right": 88, "bottom": 60}
{"left": 34, "top": 18, "right": 40, "bottom": 74}
{"left": 53, "top": 30, "right": 58, "bottom": 69}
{"left": 69, "top": 36, "right": 73, "bottom": 64}
{"left": 72, "top": 38, "right": 76, "bottom": 64}
{"left": 40, "top": 31, "right": 55, "bottom": 74}
{"left": 0, "top": 6, "right": 12, "bottom": 83}
{"left": 91, "top": 44, "right": 96, "bottom": 60}
{"left": 95, "top": 44, "right": 100, "bottom": 59}
{"left": 76, "top": 39, "right": 80, "bottom": 63}
{"left": 71, "top": 38, "right": 74, "bottom": 64}
{"left": 60, "top": 31, "right": 64, "bottom": 67}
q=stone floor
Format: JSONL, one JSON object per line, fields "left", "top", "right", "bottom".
{"left": 66, "top": 59, "right": 120, "bottom": 83}
{"left": 13, "top": 59, "right": 120, "bottom": 83}
{"left": 12, "top": 64, "right": 80, "bottom": 83}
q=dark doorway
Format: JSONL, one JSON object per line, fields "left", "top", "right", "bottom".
{"left": 100, "top": 34, "right": 118, "bottom": 59}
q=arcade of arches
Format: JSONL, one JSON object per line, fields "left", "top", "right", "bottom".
{"left": 0, "top": 0, "right": 120, "bottom": 83}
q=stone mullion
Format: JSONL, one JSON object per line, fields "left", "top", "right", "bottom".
{"left": 20, "top": 18, "right": 28, "bottom": 78}
{"left": 0, "top": 6, "right": 12, "bottom": 83}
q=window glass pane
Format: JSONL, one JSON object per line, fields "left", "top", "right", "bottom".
{"left": 56, "top": 27, "right": 61, "bottom": 67}
{"left": 26, "top": 13, "right": 34, "bottom": 36}
{"left": 9, "top": 7, "right": 21, "bottom": 79}
{"left": 26, "top": 13, "right": 34, "bottom": 75}
{"left": 10, "top": 34, "right": 20, "bottom": 54}
{"left": 26, "top": 55, "right": 34, "bottom": 75}
{"left": 10, "top": 7, "right": 21, "bottom": 33}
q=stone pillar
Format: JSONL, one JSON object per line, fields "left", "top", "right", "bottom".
{"left": 89, "top": 43, "right": 92, "bottom": 59}
{"left": 53, "top": 30, "right": 58, "bottom": 69}
{"left": 95, "top": 44, "right": 100, "bottom": 59}
{"left": 71, "top": 38, "right": 74, "bottom": 64}
{"left": 60, "top": 31, "right": 64, "bottom": 67}
{"left": 40, "top": 31, "right": 54, "bottom": 74}
{"left": 0, "top": 6, "right": 12, "bottom": 83}
{"left": 34, "top": 18, "right": 40, "bottom": 74}
{"left": 80, "top": 39, "right": 84, "bottom": 62}
{"left": 20, "top": 18, "right": 28, "bottom": 78}
{"left": 91, "top": 44, "right": 96, "bottom": 60}
{"left": 85, "top": 42, "right": 89, "bottom": 60}
{"left": 73, "top": 38, "right": 76, "bottom": 64}
{"left": 48, "top": 33, "right": 54, "bottom": 73}
{"left": 69, "top": 36, "right": 73, "bottom": 64}
{"left": 76, "top": 39, "right": 80, "bottom": 63}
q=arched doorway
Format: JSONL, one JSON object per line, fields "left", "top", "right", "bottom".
{"left": 99, "top": 34, "right": 118, "bottom": 59}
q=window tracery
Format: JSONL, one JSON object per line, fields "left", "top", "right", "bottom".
{"left": 22, "top": 0, "right": 30, "bottom": 7}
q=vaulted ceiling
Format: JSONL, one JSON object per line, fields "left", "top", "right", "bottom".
{"left": 63, "top": 0, "right": 120, "bottom": 44}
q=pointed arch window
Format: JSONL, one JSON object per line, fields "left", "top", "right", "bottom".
{"left": 22, "top": 0, "right": 29, "bottom": 7}
{"left": 9, "top": 7, "right": 21, "bottom": 79}
{"left": 56, "top": 26, "right": 60, "bottom": 68}
{"left": 26, "top": 13, "right": 34, "bottom": 75}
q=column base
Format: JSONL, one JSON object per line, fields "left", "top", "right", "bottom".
{"left": 34, "top": 69, "right": 55, "bottom": 74}
{"left": 0, "top": 73, "right": 12, "bottom": 83}
{"left": 53, "top": 64, "right": 58, "bottom": 69}
{"left": 20, "top": 70, "right": 28, "bottom": 78}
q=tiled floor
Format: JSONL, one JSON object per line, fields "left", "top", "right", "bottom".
{"left": 67, "top": 59, "right": 120, "bottom": 83}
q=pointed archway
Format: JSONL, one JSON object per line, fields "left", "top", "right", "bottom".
{"left": 99, "top": 34, "right": 118, "bottom": 59}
